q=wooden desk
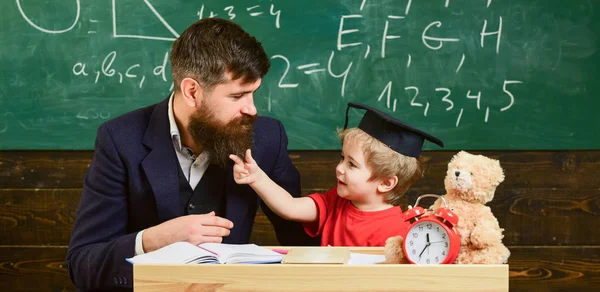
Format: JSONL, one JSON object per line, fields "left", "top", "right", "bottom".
{"left": 133, "top": 247, "right": 508, "bottom": 291}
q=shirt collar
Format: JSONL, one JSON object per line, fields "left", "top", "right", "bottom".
{"left": 168, "top": 93, "right": 183, "bottom": 151}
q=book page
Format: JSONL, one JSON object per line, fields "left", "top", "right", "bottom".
{"left": 198, "top": 243, "right": 284, "bottom": 264}
{"left": 126, "top": 242, "right": 217, "bottom": 264}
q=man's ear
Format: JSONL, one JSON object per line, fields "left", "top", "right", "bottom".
{"left": 377, "top": 175, "right": 398, "bottom": 193}
{"left": 180, "top": 77, "right": 203, "bottom": 108}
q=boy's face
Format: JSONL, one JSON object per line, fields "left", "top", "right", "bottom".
{"left": 335, "top": 137, "right": 382, "bottom": 202}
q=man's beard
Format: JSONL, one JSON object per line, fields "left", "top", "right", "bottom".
{"left": 188, "top": 106, "right": 257, "bottom": 168}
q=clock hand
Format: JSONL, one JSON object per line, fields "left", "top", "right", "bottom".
{"left": 419, "top": 235, "right": 432, "bottom": 258}
{"left": 418, "top": 244, "right": 428, "bottom": 258}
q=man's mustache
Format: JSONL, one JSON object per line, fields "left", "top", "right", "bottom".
{"left": 231, "top": 114, "right": 258, "bottom": 127}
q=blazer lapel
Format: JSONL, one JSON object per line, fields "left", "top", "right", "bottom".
{"left": 224, "top": 163, "right": 253, "bottom": 243}
{"left": 141, "top": 97, "right": 180, "bottom": 223}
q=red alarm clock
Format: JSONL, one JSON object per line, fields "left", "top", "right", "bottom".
{"left": 402, "top": 194, "right": 460, "bottom": 264}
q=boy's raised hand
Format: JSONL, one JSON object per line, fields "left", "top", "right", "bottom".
{"left": 229, "top": 149, "right": 262, "bottom": 185}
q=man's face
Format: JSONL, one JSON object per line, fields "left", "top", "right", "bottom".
{"left": 188, "top": 75, "right": 261, "bottom": 167}
{"left": 202, "top": 75, "right": 261, "bottom": 125}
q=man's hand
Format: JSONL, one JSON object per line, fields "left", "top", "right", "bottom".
{"left": 229, "top": 149, "right": 264, "bottom": 185}
{"left": 142, "top": 211, "right": 234, "bottom": 253}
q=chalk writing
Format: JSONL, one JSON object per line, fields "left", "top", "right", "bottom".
{"left": 16, "top": 0, "right": 80, "bottom": 34}
{"left": 113, "top": 0, "right": 178, "bottom": 41}
{"left": 72, "top": 50, "right": 170, "bottom": 89}
{"left": 76, "top": 109, "right": 111, "bottom": 121}
{"left": 262, "top": 0, "right": 523, "bottom": 128}
{"left": 270, "top": 55, "right": 298, "bottom": 88}
{"left": 199, "top": 2, "right": 282, "bottom": 29}
{"left": 6, "top": 0, "right": 540, "bottom": 146}
{"left": 327, "top": 51, "right": 353, "bottom": 97}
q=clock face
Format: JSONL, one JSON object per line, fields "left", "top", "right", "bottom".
{"left": 404, "top": 220, "right": 451, "bottom": 264}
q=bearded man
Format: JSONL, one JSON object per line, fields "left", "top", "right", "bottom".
{"left": 66, "top": 18, "right": 316, "bottom": 292}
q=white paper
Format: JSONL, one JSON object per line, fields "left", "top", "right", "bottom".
{"left": 347, "top": 252, "right": 386, "bottom": 265}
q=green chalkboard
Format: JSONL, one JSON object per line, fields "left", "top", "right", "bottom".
{"left": 1, "top": 0, "right": 599, "bottom": 150}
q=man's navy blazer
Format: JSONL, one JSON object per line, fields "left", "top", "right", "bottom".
{"left": 66, "top": 97, "right": 316, "bottom": 291}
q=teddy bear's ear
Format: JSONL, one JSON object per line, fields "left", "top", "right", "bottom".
{"left": 492, "top": 159, "right": 505, "bottom": 184}
{"left": 451, "top": 151, "right": 467, "bottom": 163}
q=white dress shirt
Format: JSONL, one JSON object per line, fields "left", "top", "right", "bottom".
{"left": 134, "top": 94, "right": 211, "bottom": 255}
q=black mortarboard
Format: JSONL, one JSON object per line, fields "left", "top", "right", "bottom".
{"left": 343, "top": 102, "right": 444, "bottom": 158}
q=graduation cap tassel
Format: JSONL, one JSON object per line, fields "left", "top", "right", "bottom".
{"left": 344, "top": 105, "right": 351, "bottom": 129}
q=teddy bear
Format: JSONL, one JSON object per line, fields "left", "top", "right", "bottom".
{"left": 383, "top": 151, "right": 510, "bottom": 264}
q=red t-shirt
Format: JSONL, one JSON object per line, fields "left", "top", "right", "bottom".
{"left": 303, "top": 187, "right": 409, "bottom": 246}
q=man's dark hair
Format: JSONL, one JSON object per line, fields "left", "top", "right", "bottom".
{"left": 170, "top": 18, "right": 270, "bottom": 92}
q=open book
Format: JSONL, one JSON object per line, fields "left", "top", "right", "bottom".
{"left": 126, "top": 242, "right": 284, "bottom": 264}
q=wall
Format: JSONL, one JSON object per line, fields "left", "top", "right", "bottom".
{"left": 1, "top": 150, "right": 599, "bottom": 291}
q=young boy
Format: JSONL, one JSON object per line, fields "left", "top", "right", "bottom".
{"left": 230, "top": 102, "right": 444, "bottom": 246}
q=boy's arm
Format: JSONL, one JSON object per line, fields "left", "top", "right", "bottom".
{"left": 230, "top": 150, "right": 317, "bottom": 222}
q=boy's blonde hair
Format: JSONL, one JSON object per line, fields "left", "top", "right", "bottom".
{"left": 338, "top": 127, "right": 423, "bottom": 205}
